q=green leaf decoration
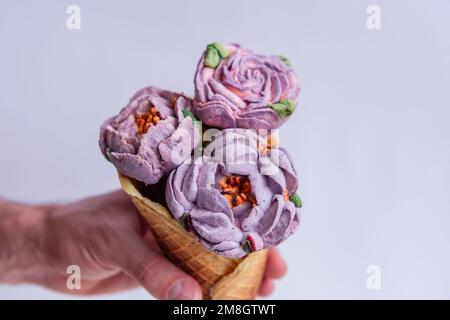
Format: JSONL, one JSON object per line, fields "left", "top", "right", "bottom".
{"left": 204, "top": 46, "right": 221, "bottom": 68}
{"left": 204, "top": 42, "right": 230, "bottom": 68}
{"left": 208, "top": 42, "right": 230, "bottom": 59}
{"left": 182, "top": 107, "right": 202, "bottom": 137}
{"left": 270, "top": 103, "right": 289, "bottom": 118}
{"left": 278, "top": 55, "right": 292, "bottom": 67}
{"left": 270, "top": 99, "right": 296, "bottom": 118}
{"left": 281, "top": 99, "right": 296, "bottom": 116}
{"left": 182, "top": 107, "right": 197, "bottom": 121}
{"left": 289, "top": 193, "right": 302, "bottom": 208}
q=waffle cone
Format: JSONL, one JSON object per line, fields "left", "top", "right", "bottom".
{"left": 119, "top": 174, "right": 268, "bottom": 300}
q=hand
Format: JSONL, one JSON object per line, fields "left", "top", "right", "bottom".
{"left": 259, "top": 248, "right": 287, "bottom": 296}
{"left": 0, "top": 190, "right": 287, "bottom": 299}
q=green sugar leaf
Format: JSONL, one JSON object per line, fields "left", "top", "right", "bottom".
{"left": 270, "top": 102, "right": 289, "bottom": 118}
{"left": 270, "top": 99, "right": 296, "bottom": 118}
{"left": 182, "top": 107, "right": 197, "bottom": 121}
{"left": 278, "top": 55, "right": 292, "bottom": 67}
{"left": 204, "top": 47, "right": 221, "bottom": 68}
{"left": 280, "top": 99, "right": 296, "bottom": 116}
{"left": 208, "top": 42, "right": 230, "bottom": 59}
{"left": 289, "top": 193, "right": 302, "bottom": 208}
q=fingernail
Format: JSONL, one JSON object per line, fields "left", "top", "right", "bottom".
{"left": 168, "top": 280, "right": 202, "bottom": 300}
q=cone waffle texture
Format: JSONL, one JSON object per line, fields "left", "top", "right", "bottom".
{"left": 119, "top": 173, "right": 269, "bottom": 300}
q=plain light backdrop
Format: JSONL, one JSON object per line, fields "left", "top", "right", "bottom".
{"left": 1, "top": 0, "right": 449, "bottom": 299}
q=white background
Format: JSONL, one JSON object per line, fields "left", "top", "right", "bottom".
{"left": 1, "top": 0, "right": 449, "bottom": 299}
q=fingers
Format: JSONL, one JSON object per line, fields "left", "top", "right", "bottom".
{"left": 259, "top": 278, "right": 275, "bottom": 296}
{"left": 115, "top": 234, "right": 202, "bottom": 300}
{"left": 258, "top": 248, "right": 287, "bottom": 297}
{"left": 84, "top": 273, "right": 138, "bottom": 294}
{"left": 72, "top": 273, "right": 139, "bottom": 295}
{"left": 141, "top": 225, "right": 163, "bottom": 254}
{"left": 264, "top": 248, "right": 287, "bottom": 279}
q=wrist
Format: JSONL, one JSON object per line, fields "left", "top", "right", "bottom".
{"left": 0, "top": 201, "right": 51, "bottom": 284}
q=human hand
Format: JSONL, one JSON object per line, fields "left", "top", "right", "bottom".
{"left": 258, "top": 248, "right": 287, "bottom": 297}
{"left": 0, "top": 190, "right": 287, "bottom": 299}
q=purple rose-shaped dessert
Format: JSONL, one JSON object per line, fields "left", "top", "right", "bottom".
{"left": 193, "top": 43, "right": 301, "bottom": 129}
{"left": 166, "top": 129, "right": 302, "bottom": 258}
{"left": 99, "top": 86, "right": 200, "bottom": 185}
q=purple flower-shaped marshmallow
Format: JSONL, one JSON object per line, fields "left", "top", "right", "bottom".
{"left": 194, "top": 43, "right": 301, "bottom": 129}
{"left": 99, "top": 86, "right": 200, "bottom": 185}
{"left": 166, "top": 129, "right": 301, "bottom": 258}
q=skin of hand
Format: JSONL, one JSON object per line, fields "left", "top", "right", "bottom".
{"left": 0, "top": 190, "right": 287, "bottom": 299}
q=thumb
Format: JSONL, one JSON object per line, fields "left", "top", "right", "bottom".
{"left": 116, "top": 235, "right": 203, "bottom": 300}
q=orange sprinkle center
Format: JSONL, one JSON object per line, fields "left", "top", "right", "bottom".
{"left": 135, "top": 104, "right": 161, "bottom": 135}
{"left": 283, "top": 189, "right": 289, "bottom": 201}
{"left": 219, "top": 175, "right": 257, "bottom": 208}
